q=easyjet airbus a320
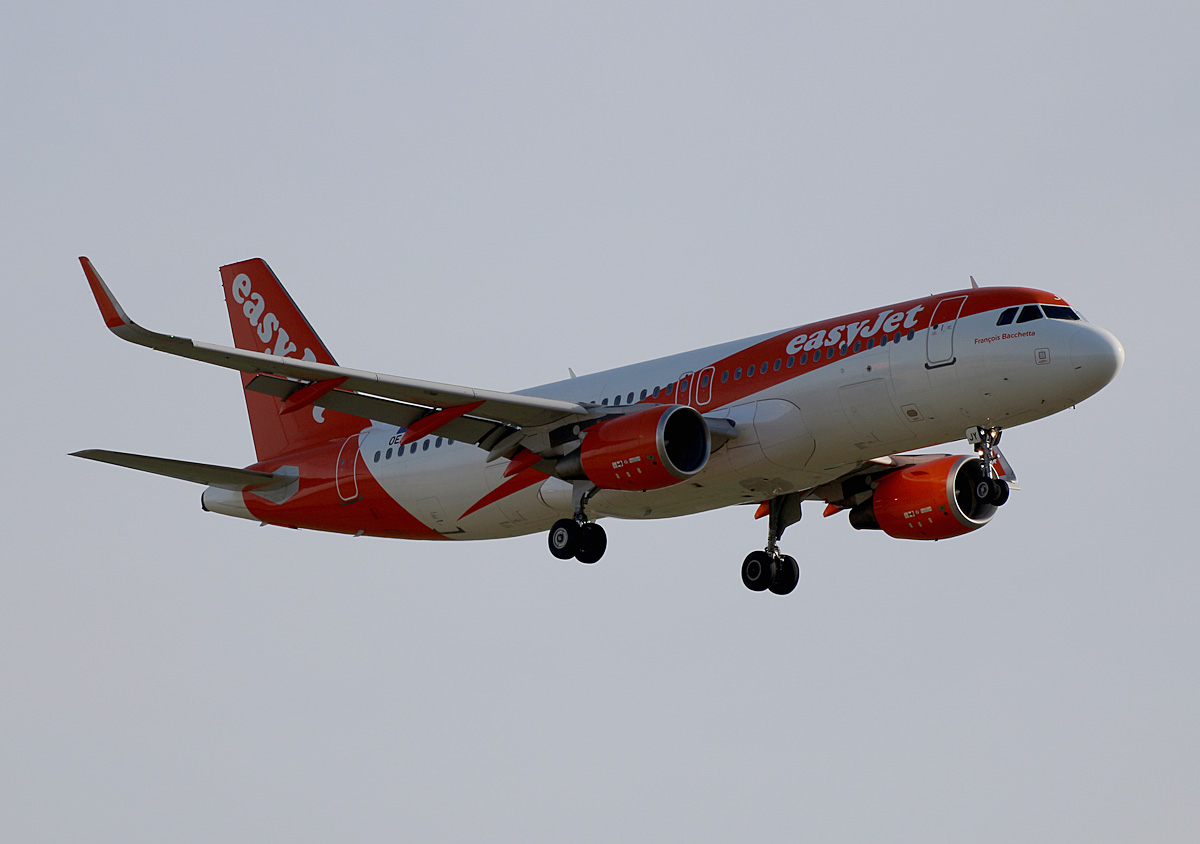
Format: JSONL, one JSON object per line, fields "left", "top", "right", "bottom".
{"left": 74, "top": 257, "right": 1123, "bottom": 594}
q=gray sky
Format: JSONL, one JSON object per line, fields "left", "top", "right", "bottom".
{"left": 3, "top": 2, "right": 1198, "bottom": 841}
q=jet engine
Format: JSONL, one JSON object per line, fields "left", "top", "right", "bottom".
{"left": 557, "top": 405, "right": 710, "bottom": 491}
{"left": 848, "top": 455, "right": 1007, "bottom": 540}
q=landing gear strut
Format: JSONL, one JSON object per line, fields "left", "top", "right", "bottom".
{"left": 547, "top": 484, "right": 607, "bottom": 564}
{"left": 967, "top": 426, "right": 1011, "bottom": 506}
{"left": 741, "top": 493, "right": 803, "bottom": 595}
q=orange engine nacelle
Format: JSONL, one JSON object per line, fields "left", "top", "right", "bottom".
{"left": 849, "top": 455, "right": 1000, "bottom": 540}
{"left": 563, "top": 405, "right": 711, "bottom": 492}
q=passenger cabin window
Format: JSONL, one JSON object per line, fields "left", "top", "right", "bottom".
{"left": 640, "top": 389, "right": 648, "bottom": 400}
{"left": 1044, "top": 305, "right": 1080, "bottom": 321}
{"left": 1016, "top": 305, "right": 1044, "bottom": 324}
{"left": 997, "top": 307, "right": 1018, "bottom": 326}
{"left": 734, "top": 367, "right": 742, "bottom": 380}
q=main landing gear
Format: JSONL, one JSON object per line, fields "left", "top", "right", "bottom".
{"left": 547, "top": 484, "right": 607, "bottom": 564}
{"left": 548, "top": 518, "right": 607, "bottom": 564}
{"left": 741, "top": 492, "right": 803, "bottom": 595}
{"left": 741, "top": 550, "right": 800, "bottom": 595}
{"left": 967, "top": 425, "right": 1011, "bottom": 506}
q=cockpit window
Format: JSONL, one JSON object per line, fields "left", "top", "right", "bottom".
{"left": 1016, "top": 305, "right": 1044, "bottom": 324}
{"left": 996, "top": 307, "right": 1018, "bottom": 326}
{"left": 1043, "top": 305, "right": 1080, "bottom": 321}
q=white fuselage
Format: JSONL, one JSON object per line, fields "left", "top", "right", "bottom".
{"left": 333, "top": 291, "right": 1121, "bottom": 540}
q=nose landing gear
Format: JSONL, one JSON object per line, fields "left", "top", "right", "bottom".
{"left": 967, "top": 426, "right": 1011, "bottom": 506}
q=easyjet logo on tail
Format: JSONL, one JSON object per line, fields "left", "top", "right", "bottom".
{"left": 230, "top": 272, "right": 325, "bottom": 422}
{"left": 230, "top": 273, "right": 315, "bottom": 361}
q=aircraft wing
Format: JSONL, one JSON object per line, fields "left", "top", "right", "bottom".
{"left": 81, "top": 258, "right": 593, "bottom": 440}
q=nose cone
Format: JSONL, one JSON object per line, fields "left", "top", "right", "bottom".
{"left": 1070, "top": 324, "right": 1125, "bottom": 398}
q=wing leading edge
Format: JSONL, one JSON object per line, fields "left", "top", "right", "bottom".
{"left": 79, "top": 258, "right": 593, "bottom": 441}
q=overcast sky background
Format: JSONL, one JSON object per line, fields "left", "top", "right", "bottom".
{"left": 3, "top": 2, "right": 1198, "bottom": 841}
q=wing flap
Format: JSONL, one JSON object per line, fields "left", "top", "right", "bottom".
{"left": 244, "top": 375, "right": 509, "bottom": 445}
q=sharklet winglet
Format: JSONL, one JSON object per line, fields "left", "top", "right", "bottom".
{"left": 80, "top": 257, "right": 133, "bottom": 329}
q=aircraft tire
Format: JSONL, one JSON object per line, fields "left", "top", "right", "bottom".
{"left": 548, "top": 519, "right": 580, "bottom": 560}
{"left": 769, "top": 555, "right": 800, "bottom": 595}
{"left": 574, "top": 523, "right": 607, "bottom": 564}
{"left": 741, "top": 551, "right": 775, "bottom": 592}
{"left": 989, "top": 478, "right": 1010, "bottom": 506}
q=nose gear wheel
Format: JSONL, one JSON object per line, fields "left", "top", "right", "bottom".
{"left": 967, "top": 425, "right": 1011, "bottom": 506}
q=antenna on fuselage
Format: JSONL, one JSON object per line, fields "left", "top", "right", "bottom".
{"left": 970, "top": 275, "right": 980, "bottom": 289}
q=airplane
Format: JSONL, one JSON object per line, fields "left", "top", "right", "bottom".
{"left": 73, "top": 257, "right": 1124, "bottom": 594}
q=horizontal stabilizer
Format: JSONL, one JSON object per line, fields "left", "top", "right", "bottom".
{"left": 71, "top": 449, "right": 288, "bottom": 491}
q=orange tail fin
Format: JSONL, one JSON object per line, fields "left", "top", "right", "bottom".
{"left": 219, "top": 259, "right": 363, "bottom": 462}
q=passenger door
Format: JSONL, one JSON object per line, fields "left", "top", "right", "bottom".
{"left": 926, "top": 296, "right": 967, "bottom": 368}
